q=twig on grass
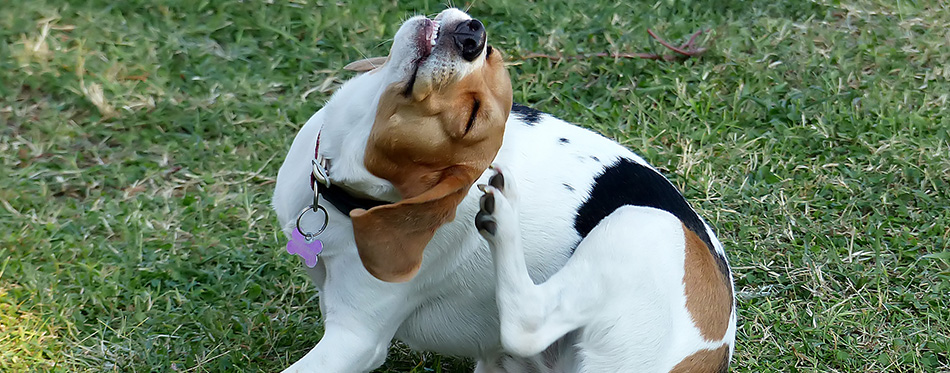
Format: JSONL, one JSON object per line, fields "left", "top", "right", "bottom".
{"left": 518, "top": 28, "right": 709, "bottom": 62}
{"left": 647, "top": 28, "right": 707, "bottom": 57}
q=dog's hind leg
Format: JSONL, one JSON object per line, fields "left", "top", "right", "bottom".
{"left": 477, "top": 165, "right": 685, "bottom": 369}
{"left": 475, "top": 165, "right": 597, "bottom": 357}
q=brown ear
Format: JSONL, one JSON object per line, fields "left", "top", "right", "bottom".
{"left": 344, "top": 56, "right": 389, "bottom": 72}
{"left": 349, "top": 167, "right": 474, "bottom": 282}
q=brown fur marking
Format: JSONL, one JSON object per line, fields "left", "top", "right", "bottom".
{"left": 670, "top": 345, "right": 730, "bottom": 373}
{"left": 682, "top": 224, "right": 733, "bottom": 341}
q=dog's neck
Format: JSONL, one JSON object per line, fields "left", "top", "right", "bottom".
{"left": 316, "top": 72, "right": 403, "bottom": 203}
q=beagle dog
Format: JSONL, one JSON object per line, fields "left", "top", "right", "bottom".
{"left": 272, "top": 8, "right": 735, "bottom": 373}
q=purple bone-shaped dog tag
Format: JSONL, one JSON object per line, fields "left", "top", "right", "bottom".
{"left": 286, "top": 229, "right": 323, "bottom": 268}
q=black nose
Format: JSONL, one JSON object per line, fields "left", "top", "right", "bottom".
{"left": 453, "top": 19, "right": 486, "bottom": 61}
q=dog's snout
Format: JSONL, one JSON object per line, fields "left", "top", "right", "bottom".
{"left": 453, "top": 19, "right": 486, "bottom": 62}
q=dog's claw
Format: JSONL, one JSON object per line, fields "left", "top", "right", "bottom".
{"left": 489, "top": 170, "right": 504, "bottom": 191}
{"left": 480, "top": 191, "right": 495, "bottom": 214}
{"left": 475, "top": 210, "right": 497, "bottom": 236}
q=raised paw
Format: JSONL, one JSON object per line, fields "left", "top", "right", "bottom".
{"left": 475, "top": 164, "right": 518, "bottom": 242}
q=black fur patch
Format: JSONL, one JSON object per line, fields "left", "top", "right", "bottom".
{"left": 574, "top": 158, "right": 728, "bottom": 275}
{"left": 511, "top": 103, "right": 543, "bottom": 126}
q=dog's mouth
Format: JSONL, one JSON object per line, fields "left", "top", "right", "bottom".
{"left": 404, "top": 18, "right": 442, "bottom": 95}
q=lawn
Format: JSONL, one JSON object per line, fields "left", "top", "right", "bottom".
{"left": 1, "top": 0, "right": 948, "bottom": 371}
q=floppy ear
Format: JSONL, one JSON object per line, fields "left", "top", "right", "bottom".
{"left": 349, "top": 167, "right": 474, "bottom": 282}
{"left": 344, "top": 56, "right": 389, "bottom": 72}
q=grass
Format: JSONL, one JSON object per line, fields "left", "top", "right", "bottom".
{"left": 1, "top": 0, "right": 948, "bottom": 371}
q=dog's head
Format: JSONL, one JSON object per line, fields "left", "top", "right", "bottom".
{"left": 344, "top": 9, "right": 512, "bottom": 282}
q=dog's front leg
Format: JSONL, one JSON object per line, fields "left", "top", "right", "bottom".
{"left": 280, "top": 267, "right": 410, "bottom": 373}
{"left": 280, "top": 321, "right": 391, "bottom": 373}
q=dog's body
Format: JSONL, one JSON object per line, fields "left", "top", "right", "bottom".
{"left": 273, "top": 9, "right": 735, "bottom": 372}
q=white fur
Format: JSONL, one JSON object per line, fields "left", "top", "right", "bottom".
{"left": 272, "top": 8, "right": 735, "bottom": 373}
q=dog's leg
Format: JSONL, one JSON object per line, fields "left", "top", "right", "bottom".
{"left": 478, "top": 165, "right": 694, "bottom": 369}
{"left": 475, "top": 354, "right": 548, "bottom": 373}
{"left": 280, "top": 276, "right": 409, "bottom": 373}
{"left": 280, "top": 321, "right": 391, "bottom": 373}
{"left": 475, "top": 165, "right": 596, "bottom": 357}
{"left": 474, "top": 359, "right": 500, "bottom": 373}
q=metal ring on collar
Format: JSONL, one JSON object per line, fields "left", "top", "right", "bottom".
{"left": 295, "top": 204, "right": 329, "bottom": 240}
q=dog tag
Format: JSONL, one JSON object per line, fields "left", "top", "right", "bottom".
{"left": 286, "top": 229, "right": 323, "bottom": 268}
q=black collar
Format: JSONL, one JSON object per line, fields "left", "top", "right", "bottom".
{"left": 312, "top": 129, "right": 389, "bottom": 214}
{"left": 320, "top": 183, "right": 389, "bottom": 214}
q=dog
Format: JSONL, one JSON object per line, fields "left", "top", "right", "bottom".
{"left": 272, "top": 8, "right": 735, "bottom": 372}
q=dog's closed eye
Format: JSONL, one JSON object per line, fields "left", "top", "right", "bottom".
{"left": 464, "top": 99, "right": 480, "bottom": 136}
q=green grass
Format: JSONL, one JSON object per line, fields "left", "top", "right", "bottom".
{"left": 2, "top": 0, "right": 948, "bottom": 371}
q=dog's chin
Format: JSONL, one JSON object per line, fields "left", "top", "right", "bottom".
{"left": 403, "top": 58, "right": 430, "bottom": 100}
{"left": 403, "top": 40, "right": 452, "bottom": 100}
{"left": 405, "top": 66, "right": 436, "bottom": 101}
